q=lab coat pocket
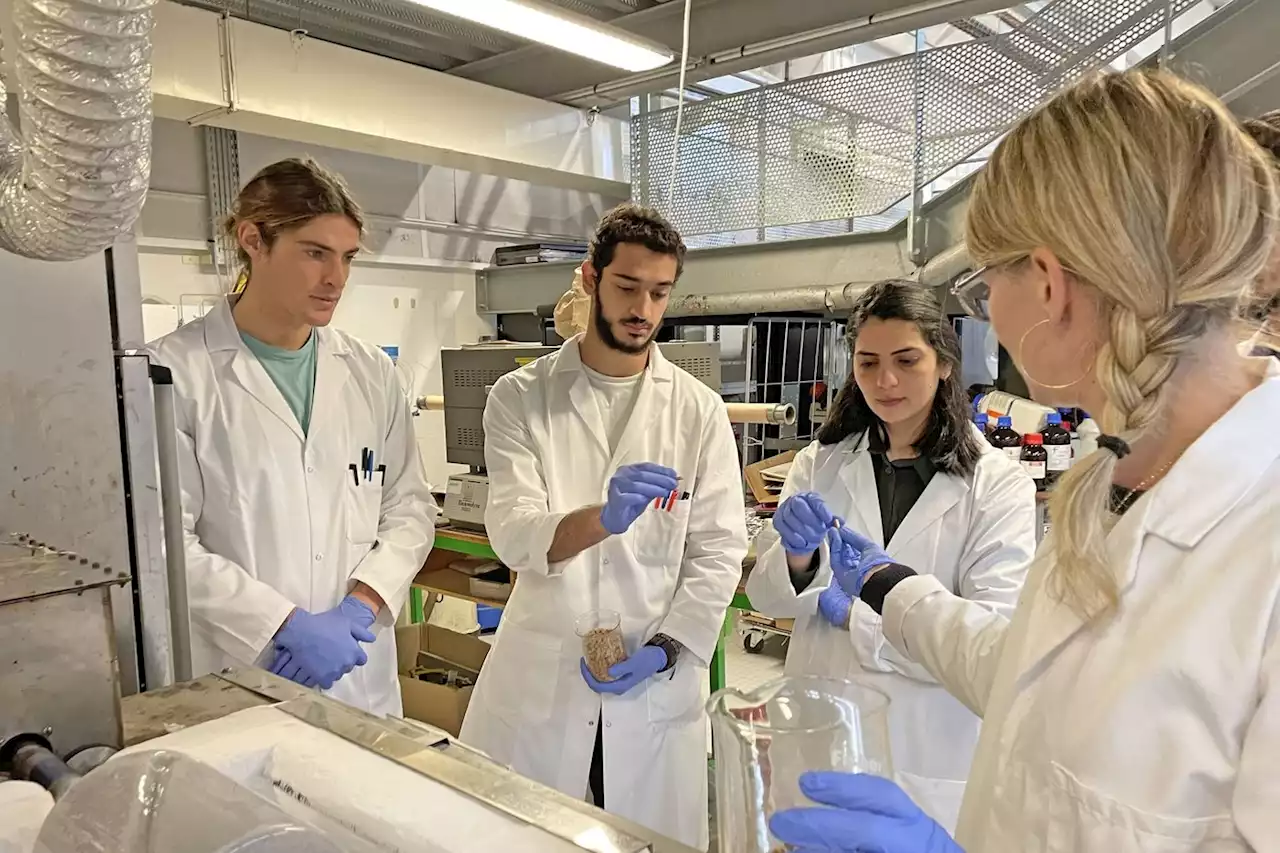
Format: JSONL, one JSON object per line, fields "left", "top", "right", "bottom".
{"left": 485, "top": 625, "right": 563, "bottom": 725}
{"left": 646, "top": 659, "right": 704, "bottom": 726}
{"left": 1047, "top": 761, "right": 1241, "bottom": 851}
{"left": 345, "top": 483, "right": 383, "bottom": 546}
{"left": 633, "top": 501, "right": 691, "bottom": 569}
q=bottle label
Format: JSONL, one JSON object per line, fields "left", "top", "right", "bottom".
{"left": 1022, "top": 460, "right": 1046, "bottom": 479}
{"left": 1046, "top": 444, "right": 1072, "bottom": 472}
{"left": 1002, "top": 447, "right": 1022, "bottom": 463}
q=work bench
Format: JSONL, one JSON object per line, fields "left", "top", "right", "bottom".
{"left": 411, "top": 526, "right": 757, "bottom": 696}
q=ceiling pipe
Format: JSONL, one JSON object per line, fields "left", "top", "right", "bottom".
{"left": 665, "top": 282, "right": 874, "bottom": 317}
{"left": 662, "top": 241, "right": 971, "bottom": 318}
{"left": 917, "top": 242, "right": 970, "bottom": 287}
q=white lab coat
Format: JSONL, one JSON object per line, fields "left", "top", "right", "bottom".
{"left": 147, "top": 297, "right": 437, "bottom": 717}
{"left": 746, "top": 427, "right": 1036, "bottom": 832}
{"left": 459, "top": 337, "right": 747, "bottom": 851}
{"left": 881, "top": 362, "right": 1280, "bottom": 851}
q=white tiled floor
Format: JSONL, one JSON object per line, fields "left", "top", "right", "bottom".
{"left": 722, "top": 628, "right": 788, "bottom": 693}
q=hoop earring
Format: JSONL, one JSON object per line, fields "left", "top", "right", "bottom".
{"left": 1015, "top": 319, "right": 1093, "bottom": 390}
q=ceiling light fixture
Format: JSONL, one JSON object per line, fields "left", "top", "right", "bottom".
{"left": 408, "top": 0, "right": 675, "bottom": 73}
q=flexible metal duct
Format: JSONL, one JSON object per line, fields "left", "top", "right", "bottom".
{"left": 0, "top": 0, "right": 155, "bottom": 260}
{"left": 661, "top": 243, "right": 972, "bottom": 318}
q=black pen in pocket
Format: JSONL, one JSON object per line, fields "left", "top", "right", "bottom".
{"left": 653, "top": 490, "right": 691, "bottom": 512}
{"left": 348, "top": 464, "right": 360, "bottom": 487}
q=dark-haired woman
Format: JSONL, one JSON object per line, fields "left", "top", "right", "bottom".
{"left": 746, "top": 280, "right": 1037, "bottom": 831}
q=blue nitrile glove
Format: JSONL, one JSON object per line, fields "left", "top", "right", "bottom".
{"left": 580, "top": 645, "right": 669, "bottom": 695}
{"left": 817, "top": 582, "right": 853, "bottom": 629}
{"left": 338, "top": 595, "right": 377, "bottom": 631}
{"left": 770, "top": 773, "right": 964, "bottom": 853}
{"left": 600, "top": 462, "right": 680, "bottom": 535}
{"left": 828, "top": 525, "right": 893, "bottom": 597}
{"left": 269, "top": 598, "right": 378, "bottom": 690}
{"left": 774, "top": 491, "right": 835, "bottom": 556}
{"left": 269, "top": 650, "right": 318, "bottom": 688}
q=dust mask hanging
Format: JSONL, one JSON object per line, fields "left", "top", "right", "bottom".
{"left": 553, "top": 265, "right": 591, "bottom": 339}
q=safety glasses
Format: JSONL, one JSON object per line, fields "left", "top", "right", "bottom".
{"left": 950, "top": 265, "right": 990, "bottom": 321}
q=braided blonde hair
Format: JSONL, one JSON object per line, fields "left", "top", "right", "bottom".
{"left": 966, "top": 70, "right": 1280, "bottom": 618}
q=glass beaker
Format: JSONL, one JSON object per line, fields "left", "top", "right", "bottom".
{"left": 709, "top": 676, "right": 893, "bottom": 853}
{"left": 575, "top": 609, "right": 626, "bottom": 682}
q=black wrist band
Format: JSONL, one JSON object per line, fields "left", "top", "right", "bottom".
{"left": 646, "top": 633, "right": 680, "bottom": 673}
{"left": 859, "top": 563, "right": 918, "bottom": 616}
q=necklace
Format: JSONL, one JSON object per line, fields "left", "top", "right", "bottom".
{"left": 1114, "top": 457, "right": 1176, "bottom": 515}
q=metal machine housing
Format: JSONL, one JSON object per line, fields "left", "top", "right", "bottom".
{"left": 0, "top": 538, "right": 125, "bottom": 759}
{"left": 442, "top": 341, "right": 722, "bottom": 469}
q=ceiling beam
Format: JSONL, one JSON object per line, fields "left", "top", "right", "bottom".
{"left": 449, "top": 0, "right": 1015, "bottom": 104}
{"left": 138, "top": 3, "right": 631, "bottom": 194}
{"left": 1167, "top": 0, "right": 1280, "bottom": 112}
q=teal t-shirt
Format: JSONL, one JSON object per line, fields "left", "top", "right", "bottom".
{"left": 240, "top": 330, "right": 317, "bottom": 435}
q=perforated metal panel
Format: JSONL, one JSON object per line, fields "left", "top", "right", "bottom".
{"left": 634, "top": 0, "right": 1201, "bottom": 237}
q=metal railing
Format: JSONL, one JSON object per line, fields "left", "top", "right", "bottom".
{"left": 740, "top": 317, "right": 846, "bottom": 466}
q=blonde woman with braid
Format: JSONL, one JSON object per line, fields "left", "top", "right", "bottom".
{"left": 768, "top": 69, "right": 1280, "bottom": 852}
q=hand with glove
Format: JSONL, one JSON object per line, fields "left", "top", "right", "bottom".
{"left": 600, "top": 462, "right": 680, "bottom": 535}
{"left": 770, "top": 772, "right": 964, "bottom": 853}
{"left": 817, "top": 582, "right": 853, "bottom": 629}
{"left": 269, "top": 596, "right": 377, "bottom": 690}
{"left": 773, "top": 491, "right": 835, "bottom": 557}
{"left": 827, "top": 524, "right": 893, "bottom": 597}
{"left": 580, "top": 645, "right": 669, "bottom": 695}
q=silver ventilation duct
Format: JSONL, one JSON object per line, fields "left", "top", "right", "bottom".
{"left": 0, "top": 0, "right": 156, "bottom": 260}
{"left": 662, "top": 242, "right": 974, "bottom": 318}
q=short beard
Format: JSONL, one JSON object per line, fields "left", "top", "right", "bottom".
{"left": 593, "top": 293, "right": 659, "bottom": 355}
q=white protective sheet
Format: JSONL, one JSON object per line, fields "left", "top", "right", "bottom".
{"left": 117, "top": 706, "right": 589, "bottom": 853}
{"left": 0, "top": 781, "right": 54, "bottom": 853}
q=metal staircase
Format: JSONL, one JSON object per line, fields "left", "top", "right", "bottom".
{"left": 632, "top": 0, "right": 1223, "bottom": 243}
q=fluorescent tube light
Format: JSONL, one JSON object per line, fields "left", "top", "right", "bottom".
{"left": 407, "top": 0, "right": 675, "bottom": 73}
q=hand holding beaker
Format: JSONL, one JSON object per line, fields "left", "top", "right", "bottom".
{"left": 770, "top": 773, "right": 963, "bottom": 853}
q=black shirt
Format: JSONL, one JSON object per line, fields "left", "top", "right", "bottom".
{"left": 1249, "top": 343, "right": 1280, "bottom": 361}
{"left": 866, "top": 427, "right": 937, "bottom": 545}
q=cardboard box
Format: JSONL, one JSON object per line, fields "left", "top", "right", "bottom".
{"left": 744, "top": 449, "right": 798, "bottom": 506}
{"left": 396, "top": 623, "right": 490, "bottom": 736}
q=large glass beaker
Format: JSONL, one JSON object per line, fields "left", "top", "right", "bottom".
{"left": 709, "top": 676, "right": 892, "bottom": 853}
